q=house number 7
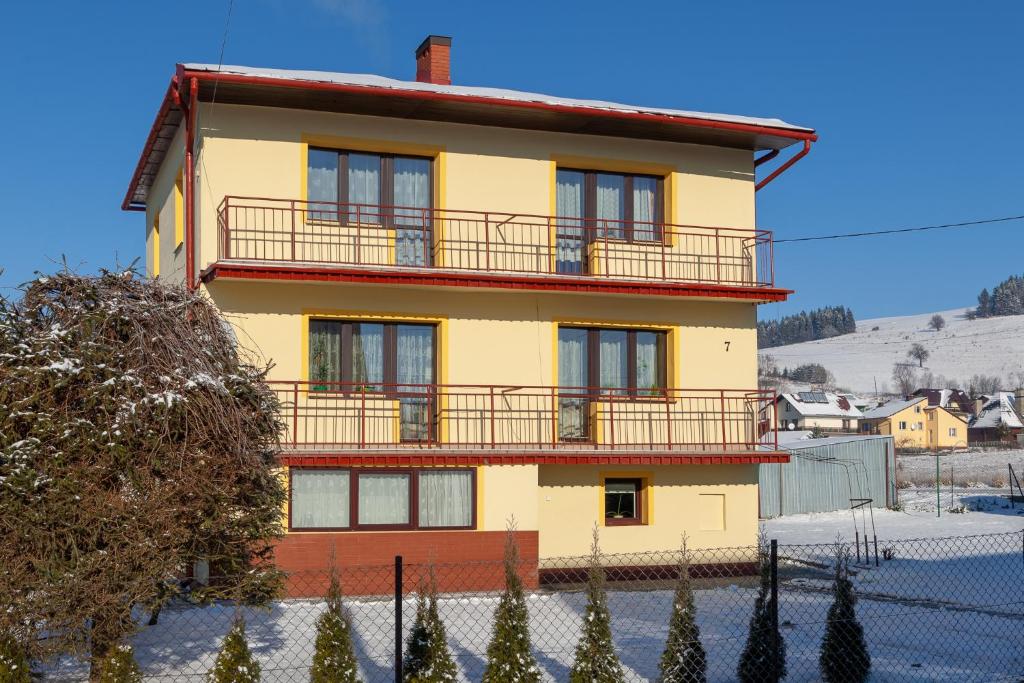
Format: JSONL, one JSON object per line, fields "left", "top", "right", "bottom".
{"left": 724, "top": 341, "right": 730, "bottom": 351}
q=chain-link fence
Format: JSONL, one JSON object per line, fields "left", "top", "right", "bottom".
{"left": 44, "top": 531, "right": 1024, "bottom": 681}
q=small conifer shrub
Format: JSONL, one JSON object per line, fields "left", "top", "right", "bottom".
{"left": 0, "top": 634, "right": 32, "bottom": 683}
{"left": 483, "top": 526, "right": 541, "bottom": 682}
{"left": 568, "top": 526, "right": 625, "bottom": 683}
{"left": 819, "top": 544, "right": 871, "bottom": 683}
{"left": 209, "top": 614, "right": 261, "bottom": 683}
{"left": 658, "top": 539, "right": 707, "bottom": 683}
{"left": 310, "top": 570, "right": 361, "bottom": 683}
{"left": 96, "top": 643, "right": 143, "bottom": 683}
{"left": 402, "top": 571, "right": 457, "bottom": 683}
{"left": 737, "top": 539, "right": 786, "bottom": 683}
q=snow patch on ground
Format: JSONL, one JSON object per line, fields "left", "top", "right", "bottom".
{"left": 760, "top": 308, "right": 1024, "bottom": 393}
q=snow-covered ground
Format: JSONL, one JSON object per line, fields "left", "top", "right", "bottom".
{"left": 46, "top": 487, "right": 1024, "bottom": 683}
{"left": 760, "top": 308, "right": 1024, "bottom": 393}
{"left": 896, "top": 448, "right": 1024, "bottom": 487}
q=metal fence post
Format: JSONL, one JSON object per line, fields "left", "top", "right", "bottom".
{"left": 394, "top": 555, "right": 403, "bottom": 683}
{"left": 769, "top": 539, "right": 779, "bottom": 676}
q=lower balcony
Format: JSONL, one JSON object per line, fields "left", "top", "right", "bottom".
{"left": 270, "top": 382, "right": 784, "bottom": 465}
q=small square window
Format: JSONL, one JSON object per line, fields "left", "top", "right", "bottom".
{"left": 898, "top": 421, "right": 907, "bottom": 430}
{"left": 605, "top": 478, "right": 643, "bottom": 525}
{"left": 948, "top": 427, "right": 957, "bottom": 437}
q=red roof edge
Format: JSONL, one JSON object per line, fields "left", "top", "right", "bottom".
{"left": 121, "top": 76, "right": 181, "bottom": 211}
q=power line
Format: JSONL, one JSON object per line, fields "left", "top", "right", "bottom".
{"left": 775, "top": 214, "right": 1024, "bottom": 244}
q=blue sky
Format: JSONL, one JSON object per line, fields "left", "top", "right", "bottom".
{"left": 1, "top": 0, "right": 1021, "bottom": 320}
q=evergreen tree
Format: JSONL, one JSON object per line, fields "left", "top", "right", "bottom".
{"left": 96, "top": 643, "right": 143, "bottom": 683}
{"left": 977, "top": 288, "right": 992, "bottom": 317}
{"left": 658, "top": 540, "right": 707, "bottom": 683}
{"left": 310, "top": 571, "right": 361, "bottom": 683}
{"left": 737, "top": 542, "right": 786, "bottom": 683}
{"left": 0, "top": 634, "right": 31, "bottom": 683}
{"left": 569, "top": 527, "right": 625, "bottom": 683}
{"left": 483, "top": 529, "right": 540, "bottom": 683}
{"left": 209, "top": 615, "right": 260, "bottom": 683}
{"left": 819, "top": 545, "right": 870, "bottom": 683}
{"left": 402, "top": 574, "right": 458, "bottom": 683}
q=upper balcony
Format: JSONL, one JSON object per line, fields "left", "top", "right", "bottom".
{"left": 203, "top": 197, "right": 790, "bottom": 302}
{"left": 271, "top": 382, "right": 785, "bottom": 466}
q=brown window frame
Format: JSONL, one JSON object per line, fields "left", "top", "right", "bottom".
{"left": 604, "top": 477, "right": 645, "bottom": 526}
{"left": 560, "top": 326, "right": 668, "bottom": 394}
{"left": 308, "top": 319, "right": 438, "bottom": 391}
{"left": 560, "top": 168, "right": 665, "bottom": 244}
{"left": 287, "top": 467, "right": 477, "bottom": 532}
{"left": 307, "top": 148, "right": 434, "bottom": 221}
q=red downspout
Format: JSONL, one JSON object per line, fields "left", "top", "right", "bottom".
{"left": 172, "top": 77, "right": 199, "bottom": 290}
{"left": 755, "top": 139, "right": 812, "bottom": 191}
{"left": 754, "top": 149, "right": 779, "bottom": 167}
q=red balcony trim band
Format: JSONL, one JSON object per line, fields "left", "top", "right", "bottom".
{"left": 277, "top": 452, "right": 790, "bottom": 466}
{"left": 200, "top": 263, "right": 792, "bottom": 302}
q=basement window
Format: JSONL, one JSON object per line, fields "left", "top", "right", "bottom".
{"left": 604, "top": 478, "right": 644, "bottom": 526}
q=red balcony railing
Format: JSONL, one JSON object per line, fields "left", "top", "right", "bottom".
{"left": 219, "top": 197, "right": 775, "bottom": 288}
{"left": 269, "top": 382, "right": 778, "bottom": 453}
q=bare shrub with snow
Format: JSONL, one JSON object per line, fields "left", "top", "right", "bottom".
{"left": 0, "top": 269, "right": 286, "bottom": 673}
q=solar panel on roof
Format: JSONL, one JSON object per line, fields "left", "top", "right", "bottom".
{"left": 797, "top": 392, "right": 815, "bottom": 402}
{"left": 810, "top": 391, "right": 828, "bottom": 403}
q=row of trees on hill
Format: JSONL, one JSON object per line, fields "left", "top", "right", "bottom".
{"left": 758, "top": 306, "right": 856, "bottom": 348}
{"left": 973, "top": 274, "right": 1024, "bottom": 318}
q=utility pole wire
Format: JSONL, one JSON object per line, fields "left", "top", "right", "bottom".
{"left": 775, "top": 214, "right": 1024, "bottom": 244}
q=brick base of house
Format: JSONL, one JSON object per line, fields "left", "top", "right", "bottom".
{"left": 274, "top": 530, "right": 540, "bottom": 597}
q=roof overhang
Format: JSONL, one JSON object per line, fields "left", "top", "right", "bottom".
{"left": 123, "top": 64, "right": 818, "bottom": 211}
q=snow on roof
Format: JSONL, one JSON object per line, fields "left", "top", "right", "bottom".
{"left": 970, "top": 392, "right": 1024, "bottom": 430}
{"left": 181, "top": 63, "right": 814, "bottom": 133}
{"left": 861, "top": 396, "right": 926, "bottom": 420}
{"left": 784, "top": 433, "right": 894, "bottom": 449}
{"left": 779, "top": 392, "right": 862, "bottom": 418}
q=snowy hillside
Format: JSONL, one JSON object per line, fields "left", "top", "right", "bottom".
{"left": 760, "top": 308, "right": 1024, "bottom": 393}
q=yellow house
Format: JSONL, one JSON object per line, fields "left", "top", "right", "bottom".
{"left": 860, "top": 396, "right": 967, "bottom": 450}
{"left": 123, "top": 36, "right": 816, "bottom": 583}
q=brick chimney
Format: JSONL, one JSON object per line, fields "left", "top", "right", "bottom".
{"left": 415, "top": 35, "right": 452, "bottom": 85}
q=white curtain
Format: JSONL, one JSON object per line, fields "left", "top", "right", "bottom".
{"left": 558, "top": 328, "right": 588, "bottom": 439}
{"left": 351, "top": 323, "right": 383, "bottom": 387}
{"left": 309, "top": 320, "right": 341, "bottom": 386}
{"left": 394, "top": 157, "right": 431, "bottom": 265}
{"left": 398, "top": 325, "right": 434, "bottom": 441}
{"left": 596, "top": 174, "right": 624, "bottom": 239}
{"left": 556, "top": 170, "right": 584, "bottom": 274}
{"left": 558, "top": 328, "right": 587, "bottom": 389}
{"left": 308, "top": 149, "right": 338, "bottom": 220}
{"left": 418, "top": 471, "right": 472, "bottom": 527}
{"left": 599, "top": 329, "right": 627, "bottom": 391}
{"left": 291, "top": 470, "right": 349, "bottom": 528}
{"left": 357, "top": 473, "right": 410, "bottom": 524}
{"left": 636, "top": 331, "right": 659, "bottom": 393}
{"left": 632, "top": 176, "right": 657, "bottom": 241}
{"left": 347, "top": 153, "right": 380, "bottom": 223}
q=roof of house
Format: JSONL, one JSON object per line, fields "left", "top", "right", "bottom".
{"left": 184, "top": 63, "right": 815, "bottom": 133}
{"left": 913, "top": 388, "right": 973, "bottom": 414}
{"left": 779, "top": 392, "right": 862, "bottom": 418}
{"left": 969, "top": 392, "right": 1024, "bottom": 430}
{"left": 860, "top": 396, "right": 927, "bottom": 420}
{"left": 123, "top": 62, "right": 818, "bottom": 210}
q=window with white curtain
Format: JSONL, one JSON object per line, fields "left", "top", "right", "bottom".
{"left": 289, "top": 468, "right": 475, "bottom": 530}
{"left": 555, "top": 168, "right": 664, "bottom": 244}
{"left": 357, "top": 472, "right": 411, "bottom": 525}
{"left": 558, "top": 326, "right": 667, "bottom": 395}
{"left": 290, "top": 469, "right": 350, "bottom": 528}
{"left": 306, "top": 149, "right": 433, "bottom": 265}
{"left": 418, "top": 470, "right": 473, "bottom": 527}
{"left": 307, "top": 320, "right": 435, "bottom": 392}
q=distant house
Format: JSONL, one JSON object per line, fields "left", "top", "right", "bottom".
{"left": 912, "top": 388, "right": 974, "bottom": 419}
{"left": 776, "top": 391, "right": 862, "bottom": 433}
{"left": 968, "top": 392, "right": 1024, "bottom": 443}
{"left": 860, "top": 396, "right": 967, "bottom": 450}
